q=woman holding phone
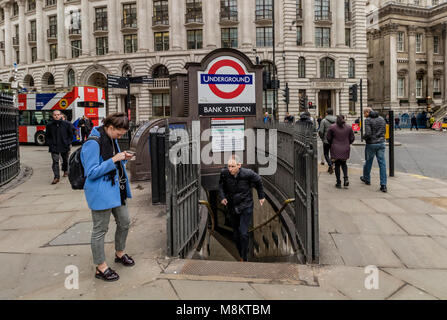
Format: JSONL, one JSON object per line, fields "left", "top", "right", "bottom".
{"left": 81, "top": 112, "right": 135, "bottom": 282}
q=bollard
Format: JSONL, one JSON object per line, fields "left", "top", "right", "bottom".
{"left": 389, "top": 110, "right": 395, "bottom": 177}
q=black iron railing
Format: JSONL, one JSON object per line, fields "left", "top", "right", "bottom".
{"left": 0, "top": 92, "right": 20, "bottom": 187}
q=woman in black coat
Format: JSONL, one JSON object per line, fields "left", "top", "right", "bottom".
{"left": 326, "top": 115, "right": 355, "bottom": 189}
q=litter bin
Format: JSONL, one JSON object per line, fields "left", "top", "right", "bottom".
{"left": 150, "top": 126, "right": 166, "bottom": 204}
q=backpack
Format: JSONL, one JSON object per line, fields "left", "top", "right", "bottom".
{"left": 68, "top": 136, "right": 100, "bottom": 190}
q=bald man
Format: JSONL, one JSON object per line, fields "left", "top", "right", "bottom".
{"left": 219, "top": 156, "right": 265, "bottom": 261}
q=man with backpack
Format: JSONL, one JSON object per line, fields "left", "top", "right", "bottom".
{"left": 45, "top": 110, "right": 75, "bottom": 185}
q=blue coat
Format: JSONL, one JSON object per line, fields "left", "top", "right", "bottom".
{"left": 81, "top": 127, "right": 132, "bottom": 211}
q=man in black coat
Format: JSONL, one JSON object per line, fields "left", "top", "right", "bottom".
{"left": 78, "top": 115, "right": 93, "bottom": 143}
{"left": 219, "top": 155, "right": 265, "bottom": 262}
{"left": 45, "top": 110, "right": 75, "bottom": 184}
{"left": 410, "top": 114, "right": 418, "bottom": 131}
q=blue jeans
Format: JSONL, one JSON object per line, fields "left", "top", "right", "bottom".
{"left": 363, "top": 143, "right": 387, "bottom": 186}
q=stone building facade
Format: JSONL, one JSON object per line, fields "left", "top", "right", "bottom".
{"left": 0, "top": 0, "right": 367, "bottom": 123}
{"left": 367, "top": 0, "right": 447, "bottom": 114}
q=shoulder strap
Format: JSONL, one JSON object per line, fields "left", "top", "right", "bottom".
{"left": 86, "top": 136, "right": 100, "bottom": 144}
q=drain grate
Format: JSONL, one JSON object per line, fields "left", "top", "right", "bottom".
{"left": 163, "top": 259, "right": 317, "bottom": 285}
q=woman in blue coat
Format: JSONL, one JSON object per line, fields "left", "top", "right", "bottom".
{"left": 81, "top": 112, "right": 134, "bottom": 282}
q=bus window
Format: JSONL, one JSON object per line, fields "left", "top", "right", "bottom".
{"left": 78, "top": 102, "right": 104, "bottom": 108}
{"left": 19, "top": 111, "right": 31, "bottom": 125}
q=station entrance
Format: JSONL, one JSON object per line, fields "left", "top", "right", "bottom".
{"left": 129, "top": 48, "right": 319, "bottom": 264}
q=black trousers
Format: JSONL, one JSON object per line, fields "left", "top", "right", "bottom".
{"left": 51, "top": 152, "right": 69, "bottom": 179}
{"left": 410, "top": 123, "right": 418, "bottom": 131}
{"left": 334, "top": 159, "right": 348, "bottom": 183}
{"left": 323, "top": 143, "right": 332, "bottom": 167}
{"left": 231, "top": 206, "right": 253, "bottom": 261}
{"left": 81, "top": 127, "right": 89, "bottom": 142}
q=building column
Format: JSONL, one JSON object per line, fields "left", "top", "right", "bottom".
{"left": 4, "top": 3, "right": 12, "bottom": 67}
{"left": 444, "top": 24, "right": 447, "bottom": 103}
{"left": 57, "top": 0, "right": 66, "bottom": 58}
{"left": 36, "top": 0, "right": 44, "bottom": 62}
{"left": 170, "top": 0, "right": 183, "bottom": 50}
{"left": 18, "top": 0, "right": 26, "bottom": 65}
{"left": 241, "top": 0, "right": 252, "bottom": 48}
{"left": 137, "top": 0, "right": 149, "bottom": 52}
{"left": 335, "top": 89, "right": 340, "bottom": 115}
{"left": 109, "top": 0, "right": 119, "bottom": 54}
{"left": 203, "top": 0, "right": 217, "bottom": 49}
{"left": 426, "top": 28, "right": 434, "bottom": 100}
{"left": 81, "top": 0, "right": 90, "bottom": 56}
{"left": 390, "top": 31, "right": 398, "bottom": 108}
{"left": 303, "top": 0, "right": 314, "bottom": 47}
{"left": 408, "top": 25, "right": 417, "bottom": 105}
{"left": 335, "top": 0, "right": 346, "bottom": 47}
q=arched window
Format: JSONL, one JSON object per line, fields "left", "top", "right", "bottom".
{"left": 48, "top": 74, "right": 55, "bottom": 85}
{"left": 348, "top": 58, "right": 355, "bottom": 78}
{"left": 152, "top": 65, "right": 169, "bottom": 78}
{"left": 320, "top": 57, "right": 335, "bottom": 78}
{"left": 298, "top": 57, "right": 306, "bottom": 78}
{"left": 42, "top": 72, "right": 55, "bottom": 86}
{"left": 24, "top": 75, "right": 34, "bottom": 88}
{"left": 68, "top": 69, "right": 75, "bottom": 87}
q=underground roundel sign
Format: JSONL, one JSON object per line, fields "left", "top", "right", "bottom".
{"left": 198, "top": 56, "right": 256, "bottom": 116}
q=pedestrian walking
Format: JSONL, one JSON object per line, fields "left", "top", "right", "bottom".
{"left": 360, "top": 108, "right": 388, "bottom": 193}
{"left": 284, "top": 112, "right": 295, "bottom": 124}
{"left": 410, "top": 114, "right": 418, "bottom": 131}
{"left": 263, "top": 112, "right": 271, "bottom": 124}
{"left": 297, "top": 111, "right": 314, "bottom": 125}
{"left": 318, "top": 108, "right": 336, "bottom": 174}
{"left": 81, "top": 112, "right": 135, "bottom": 282}
{"left": 394, "top": 116, "right": 401, "bottom": 130}
{"left": 317, "top": 116, "right": 323, "bottom": 129}
{"left": 219, "top": 155, "right": 265, "bottom": 262}
{"left": 326, "top": 115, "right": 355, "bottom": 189}
{"left": 45, "top": 110, "right": 75, "bottom": 185}
{"left": 78, "top": 115, "right": 93, "bottom": 143}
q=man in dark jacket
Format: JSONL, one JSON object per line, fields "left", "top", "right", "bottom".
{"left": 78, "top": 115, "right": 93, "bottom": 143}
{"left": 410, "top": 114, "right": 418, "bottom": 131}
{"left": 297, "top": 111, "right": 314, "bottom": 125}
{"left": 360, "top": 108, "right": 388, "bottom": 192}
{"left": 219, "top": 155, "right": 265, "bottom": 262}
{"left": 318, "top": 109, "right": 337, "bottom": 174}
{"left": 45, "top": 110, "right": 75, "bottom": 184}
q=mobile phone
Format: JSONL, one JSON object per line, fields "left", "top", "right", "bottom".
{"left": 125, "top": 151, "right": 136, "bottom": 155}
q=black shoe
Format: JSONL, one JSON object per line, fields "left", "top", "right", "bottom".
{"left": 335, "top": 182, "right": 342, "bottom": 189}
{"left": 328, "top": 166, "right": 334, "bottom": 175}
{"left": 115, "top": 254, "right": 135, "bottom": 267}
{"left": 95, "top": 267, "right": 119, "bottom": 282}
{"left": 380, "top": 185, "right": 388, "bottom": 193}
{"left": 344, "top": 177, "right": 349, "bottom": 188}
{"left": 360, "top": 176, "right": 371, "bottom": 185}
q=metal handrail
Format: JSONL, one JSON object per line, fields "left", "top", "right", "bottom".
{"left": 249, "top": 199, "right": 295, "bottom": 233}
{"left": 199, "top": 200, "right": 215, "bottom": 234}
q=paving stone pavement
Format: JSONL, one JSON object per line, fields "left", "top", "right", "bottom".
{"left": 1, "top": 146, "right": 447, "bottom": 300}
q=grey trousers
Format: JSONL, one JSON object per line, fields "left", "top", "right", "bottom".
{"left": 91, "top": 205, "right": 130, "bottom": 265}
{"left": 51, "top": 152, "right": 69, "bottom": 179}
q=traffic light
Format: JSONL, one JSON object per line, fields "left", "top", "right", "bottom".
{"left": 299, "top": 94, "right": 305, "bottom": 110}
{"left": 282, "top": 83, "right": 290, "bottom": 105}
{"left": 308, "top": 101, "right": 314, "bottom": 109}
{"left": 349, "top": 84, "right": 358, "bottom": 102}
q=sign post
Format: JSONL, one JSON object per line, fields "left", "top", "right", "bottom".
{"left": 107, "top": 74, "right": 154, "bottom": 148}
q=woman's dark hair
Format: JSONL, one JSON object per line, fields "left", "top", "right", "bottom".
{"left": 336, "top": 115, "right": 346, "bottom": 128}
{"left": 102, "top": 112, "right": 130, "bottom": 130}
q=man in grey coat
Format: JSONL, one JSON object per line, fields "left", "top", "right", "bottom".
{"left": 318, "top": 108, "right": 337, "bottom": 174}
